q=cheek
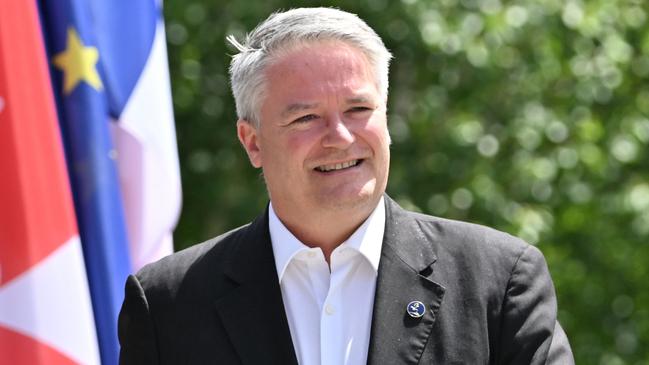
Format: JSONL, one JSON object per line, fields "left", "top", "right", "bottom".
{"left": 260, "top": 131, "right": 320, "bottom": 175}
{"left": 285, "top": 129, "right": 323, "bottom": 155}
{"left": 364, "top": 122, "right": 390, "bottom": 149}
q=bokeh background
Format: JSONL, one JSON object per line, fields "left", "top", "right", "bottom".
{"left": 164, "top": 0, "right": 649, "bottom": 363}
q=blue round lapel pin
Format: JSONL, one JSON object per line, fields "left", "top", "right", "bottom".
{"left": 407, "top": 300, "right": 426, "bottom": 318}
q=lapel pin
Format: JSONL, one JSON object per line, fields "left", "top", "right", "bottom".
{"left": 407, "top": 300, "right": 425, "bottom": 318}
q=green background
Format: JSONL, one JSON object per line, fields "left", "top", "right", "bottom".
{"left": 165, "top": 0, "right": 649, "bottom": 363}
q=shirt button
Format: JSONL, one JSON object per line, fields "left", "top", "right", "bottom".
{"left": 325, "top": 304, "right": 335, "bottom": 315}
{"left": 307, "top": 251, "right": 316, "bottom": 258}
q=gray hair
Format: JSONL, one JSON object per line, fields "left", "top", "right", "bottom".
{"left": 227, "top": 7, "right": 393, "bottom": 127}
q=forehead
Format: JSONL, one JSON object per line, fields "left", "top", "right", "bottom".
{"left": 263, "top": 41, "right": 378, "bottom": 100}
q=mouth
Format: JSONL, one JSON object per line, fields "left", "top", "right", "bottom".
{"left": 314, "top": 159, "right": 362, "bottom": 173}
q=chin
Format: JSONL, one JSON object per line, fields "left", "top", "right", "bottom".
{"left": 319, "top": 184, "right": 381, "bottom": 212}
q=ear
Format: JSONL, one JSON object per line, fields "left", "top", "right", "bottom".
{"left": 237, "top": 119, "right": 262, "bottom": 168}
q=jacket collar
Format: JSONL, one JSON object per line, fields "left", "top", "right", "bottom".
{"left": 214, "top": 207, "right": 299, "bottom": 365}
{"left": 367, "top": 195, "right": 446, "bottom": 365}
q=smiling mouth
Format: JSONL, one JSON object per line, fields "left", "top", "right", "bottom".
{"left": 314, "top": 159, "right": 362, "bottom": 172}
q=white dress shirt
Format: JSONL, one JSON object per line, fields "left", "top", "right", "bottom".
{"left": 269, "top": 197, "right": 385, "bottom": 365}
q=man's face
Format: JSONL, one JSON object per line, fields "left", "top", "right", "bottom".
{"left": 238, "top": 41, "right": 390, "bottom": 223}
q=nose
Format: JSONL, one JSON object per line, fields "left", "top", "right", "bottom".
{"left": 322, "top": 115, "right": 355, "bottom": 149}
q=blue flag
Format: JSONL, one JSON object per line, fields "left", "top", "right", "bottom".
{"left": 39, "top": 0, "right": 181, "bottom": 363}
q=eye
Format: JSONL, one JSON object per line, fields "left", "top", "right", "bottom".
{"left": 293, "top": 114, "right": 319, "bottom": 124}
{"left": 346, "top": 106, "right": 373, "bottom": 114}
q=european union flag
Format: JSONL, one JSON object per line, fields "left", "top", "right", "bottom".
{"left": 39, "top": 0, "right": 181, "bottom": 363}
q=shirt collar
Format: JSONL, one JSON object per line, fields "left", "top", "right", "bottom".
{"left": 269, "top": 196, "right": 386, "bottom": 282}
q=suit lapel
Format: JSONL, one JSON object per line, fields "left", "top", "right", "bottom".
{"left": 214, "top": 208, "right": 298, "bottom": 365}
{"left": 367, "top": 196, "right": 446, "bottom": 365}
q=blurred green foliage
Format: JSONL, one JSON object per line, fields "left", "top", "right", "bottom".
{"left": 165, "top": 0, "right": 649, "bottom": 363}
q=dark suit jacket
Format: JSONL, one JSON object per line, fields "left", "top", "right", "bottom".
{"left": 119, "top": 196, "right": 574, "bottom": 364}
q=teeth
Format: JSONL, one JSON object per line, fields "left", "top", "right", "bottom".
{"left": 316, "top": 160, "right": 359, "bottom": 172}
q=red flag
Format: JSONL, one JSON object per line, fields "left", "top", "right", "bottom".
{"left": 0, "top": 1, "right": 100, "bottom": 364}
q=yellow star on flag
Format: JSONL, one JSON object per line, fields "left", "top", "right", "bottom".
{"left": 53, "top": 27, "right": 103, "bottom": 94}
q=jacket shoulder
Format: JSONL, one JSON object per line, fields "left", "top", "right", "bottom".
{"left": 134, "top": 223, "right": 251, "bottom": 295}
{"left": 406, "top": 209, "right": 537, "bottom": 262}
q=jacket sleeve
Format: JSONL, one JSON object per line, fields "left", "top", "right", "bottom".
{"left": 118, "top": 274, "right": 159, "bottom": 365}
{"left": 497, "top": 245, "right": 574, "bottom": 364}
{"left": 547, "top": 321, "right": 575, "bottom": 364}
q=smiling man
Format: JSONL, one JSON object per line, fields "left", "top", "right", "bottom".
{"left": 118, "top": 8, "right": 574, "bottom": 365}
{"left": 237, "top": 39, "right": 390, "bottom": 262}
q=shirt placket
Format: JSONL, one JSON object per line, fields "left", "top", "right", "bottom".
{"left": 321, "top": 248, "right": 355, "bottom": 365}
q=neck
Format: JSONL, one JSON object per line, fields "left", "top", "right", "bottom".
{"left": 272, "top": 201, "right": 378, "bottom": 263}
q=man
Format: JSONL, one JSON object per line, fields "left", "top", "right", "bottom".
{"left": 118, "top": 7, "right": 574, "bottom": 364}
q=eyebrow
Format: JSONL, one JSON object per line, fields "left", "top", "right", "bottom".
{"left": 281, "top": 102, "right": 319, "bottom": 118}
{"left": 280, "top": 95, "right": 376, "bottom": 118}
{"left": 346, "top": 95, "right": 374, "bottom": 104}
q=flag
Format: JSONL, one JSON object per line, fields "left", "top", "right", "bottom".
{"left": 0, "top": 1, "right": 100, "bottom": 364}
{"left": 38, "top": 0, "right": 182, "bottom": 363}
